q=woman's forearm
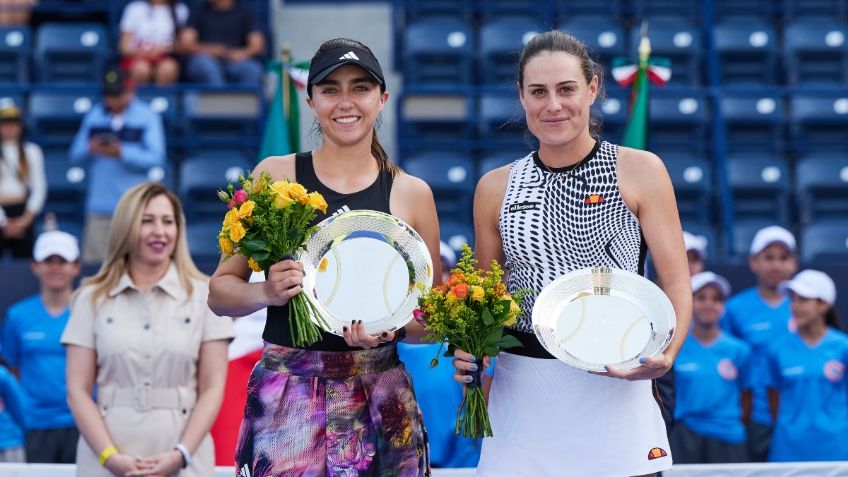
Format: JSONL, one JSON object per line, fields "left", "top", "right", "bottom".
{"left": 67, "top": 388, "right": 116, "bottom": 457}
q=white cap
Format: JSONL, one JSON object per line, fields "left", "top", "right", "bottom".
{"left": 749, "top": 225, "right": 796, "bottom": 255}
{"left": 781, "top": 269, "right": 836, "bottom": 305}
{"left": 691, "top": 271, "right": 731, "bottom": 298}
{"left": 439, "top": 241, "right": 456, "bottom": 266}
{"left": 33, "top": 230, "right": 80, "bottom": 262}
{"left": 683, "top": 231, "right": 708, "bottom": 260}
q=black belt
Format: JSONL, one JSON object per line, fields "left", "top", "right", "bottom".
{"left": 503, "top": 328, "right": 556, "bottom": 359}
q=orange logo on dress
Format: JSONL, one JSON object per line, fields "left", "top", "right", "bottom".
{"left": 648, "top": 447, "right": 668, "bottom": 460}
{"left": 584, "top": 194, "right": 605, "bottom": 205}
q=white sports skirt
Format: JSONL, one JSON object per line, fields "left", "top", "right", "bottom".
{"left": 477, "top": 353, "right": 672, "bottom": 477}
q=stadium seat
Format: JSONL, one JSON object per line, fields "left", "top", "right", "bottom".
{"left": 800, "top": 220, "right": 848, "bottom": 263}
{"left": 0, "top": 26, "right": 30, "bottom": 84}
{"left": 783, "top": 17, "right": 848, "bottom": 84}
{"left": 401, "top": 152, "right": 475, "bottom": 222}
{"left": 186, "top": 218, "right": 224, "bottom": 262}
{"left": 178, "top": 154, "right": 252, "bottom": 220}
{"left": 727, "top": 155, "right": 791, "bottom": 223}
{"left": 396, "top": 91, "right": 475, "bottom": 155}
{"left": 632, "top": 0, "right": 701, "bottom": 19}
{"left": 440, "top": 218, "right": 474, "bottom": 255}
{"left": 731, "top": 218, "right": 792, "bottom": 259}
{"left": 720, "top": 91, "right": 785, "bottom": 153}
{"left": 182, "top": 90, "right": 261, "bottom": 156}
{"left": 629, "top": 16, "right": 702, "bottom": 85}
{"left": 795, "top": 152, "right": 848, "bottom": 223}
{"left": 27, "top": 89, "right": 98, "bottom": 149}
{"left": 34, "top": 22, "right": 108, "bottom": 83}
{"left": 555, "top": 0, "right": 624, "bottom": 18}
{"left": 400, "top": 0, "right": 474, "bottom": 21}
{"left": 783, "top": 0, "right": 848, "bottom": 20}
{"left": 42, "top": 153, "right": 87, "bottom": 225}
{"left": 596, "top": 85, "right": 629, "bottom": 144}
{"left": 478, "top": 150, "right": 523, "bottom": 179}
{"left": 714, "top": 0, "right": 778, "bottom": 19}
{"left": 402, "top": 17, "right": 473, "bottom": 87}
{"left": 714, "top": 17, "right": 779, "bottom": 84}
{"left": 789, "top": 91, "right": 848, "bottom": 152}
{"left": 648, "top": 89, "right": 710, "bottom": 154}
{"left": 478, "top": 93, "right": 526, "bottom": 150}
{"left": 662, "top": 152, "right": 712, "bottom": 223}
{"left": 479, "top": 16, "right": 545, "bottom": 85}
{"left": 558, "top": 16, "right": 627, "bottom": 71}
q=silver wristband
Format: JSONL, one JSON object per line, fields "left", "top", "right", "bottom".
{"left": 174, "top": 443, "right": 191, "bottom": 469}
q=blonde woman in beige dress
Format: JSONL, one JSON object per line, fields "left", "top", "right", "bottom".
{"left": 62, "top": 182, "right": 234, "bottom": 476}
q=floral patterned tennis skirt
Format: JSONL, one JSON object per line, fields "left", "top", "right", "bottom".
{"left": 235, "top": 343, "right": 430, "bottom": 477}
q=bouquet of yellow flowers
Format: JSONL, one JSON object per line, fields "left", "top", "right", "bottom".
{"left": 415, "top": 245, "right": 527, "bottom": 438}
{"left": 218, "top": 170, "right": 330, "bottom": 347}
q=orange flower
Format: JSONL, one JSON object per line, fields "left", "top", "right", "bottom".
{"left": 448, "top": 272, "right": 465, "bottom": 287}
{"left": 247, "top": 257, "right": 262, "bottom": 272}
{"left": 452, "top": 283, "right": 469, "bottom": 299}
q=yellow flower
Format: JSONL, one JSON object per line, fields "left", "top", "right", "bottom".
{"left": 273, "top": 193, "right": 294, "bottom": 209}
{"left": 229, "top": 221, "right": 246, "bottom": 242}
{"left": 446, "top": 290, "right": 458, "bottom": 303}
{"left": 238, "top": 200, "right": 255, "bottom": 219}
{"left": 318, "top": 257, "right": 329, "bottom": 273}
{"left": 469, "top": 285, "right": 484, "bottom": 302}
{"left": 504, "top": 313, "right": 517, "bottom": 327}
{"left": 218, "top": 235, "right": 234, "bottom": 256}
{"left": 242, "top": 180, "right": 252, "bottom": 192}
{"left": 247, "top": 257, "right": 262, "bottom": 272}
{"left": 223, "top": 208, "right": 240, "bottom": 230}
{"left": 288, "top": 182, "right": 308, "bottom": 204}
{"left": 269, "top": 181, "right": 295, "bottom": 209}
{"left": 253, "top": 178, "right": 267, "bottom": 194}
{"left": 509, "top": 299, "right": 520, "bottom": 315}
{"left": 307, "top": 192, "right": 328, "bottom": 213}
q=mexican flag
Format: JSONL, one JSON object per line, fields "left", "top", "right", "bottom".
{"left": 258, "top": 59, "right": 309, "bottom": 161}
{"left": 610, "top": 27, "right": 670, "bottom": 150}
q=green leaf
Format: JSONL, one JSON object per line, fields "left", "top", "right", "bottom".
{"left": 482, "top": 308, "right": 495, "bottom": 325}
{"left": 483, "top": 346, "right": 499, "bottom": 356}
{"left": 251, "top": 250, "right": 271, "bottom": 261}
{"left": 242, "top": 239, "right": 267, "bottom": 252}
{"left": 497, "top": 334, "right": 523, "bottom": 349}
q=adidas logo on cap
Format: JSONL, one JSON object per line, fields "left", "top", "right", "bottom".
{"left": 339, "top": 51, "right": 360, "bottom": 61}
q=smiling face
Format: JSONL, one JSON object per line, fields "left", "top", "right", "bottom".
{"left": 518, "top": 51, "right": 598, "bottom": 150}
{"left": 306, "top": 64, "right": 388, "bottom": 149}
{"left": 789, "top": 293, "right": 829, "bottom": 330}
{"left": 132, "top": 194, "right": 177, "bottom": 268}
{"left": 749, "top": 243, "right": 798, "bottom": 289}
{"left": 692, "top": 284, "right": 725, "bottom": 327}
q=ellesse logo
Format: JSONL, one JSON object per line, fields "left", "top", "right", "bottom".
{"left": 648, "top": 447, "right": 668, "bottom": 460}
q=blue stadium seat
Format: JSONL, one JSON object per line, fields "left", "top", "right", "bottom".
{"left": 34, "top": 22, "right": 108, "bottom": 83}
{"left": 648, "top": 89, "right": 710, "bottom": 154}
{"left": 0, "top": 91, "right": 24, "bottom": 113}
{"left": 479, "top": 0, "right": 555, "bottom": 21}
{"left": 727, "top": 155, "right": 791, "bottom": 223}
{"left": 402, "top": 17, "right": 473, "bottom": 87}
{"left": 731, "top": 218, "right": 792, "bottom": 259}
{"left": 182, "top": 90, "right": 261, "bottom": 156}
{"left": 559, "top": 16, "right": 627, "bottom": 71}
{"left": 714, "top": 17, "right": 779, "bottom": 84}
{"left": 0, "top": 26, "right": 30, "bottom": 84}
{"left": 136, "top": 89, "right": 180, "bottom": 158}
{"left": 42, "top": 153, "right": 87, "bottom": 225}
{"left": 478, "top": 150, "right": 523, "bottom": 179}
{"left": 632, "top": 0, "right": 701, "bottom": 19}
{"left": 789, "top": 92, "right": 848, "bottom": 152}
{"left": 186, "top": 218, "right": 223, "bottom": 262}
{"left": 597, "top": 85, "right": 629, "bottom": 144}
{"left": 783, "top": 0, "right": 848, "bottom": 20}
{"left": 478, "top": 93, "right": 526, "bottom": 150}
{"left": 479, "top": 16, "right": 545, "bottom": 85}
{"left": 178, "top": 154, "right": 252, "bottom": 220}
{"left": 440, "top": 218, "right": 474, "bottom": 256}
{"left": 662, "top": 153, "right": 712, "bottom": 223}
{"left": 400, "top": 0, "right": 474, "bottom": 21}
{"left": 396, "top": 91, "right": 475, "bottom": 155}
{"left": 783, "top": 17, "right": 848, "bottom": 84}
{"left": 800, "top": 220, "right": 848, "bottom": 263}
{"left": 714, "top": 0, "right": 778, "bottom": 19}
{"left": 720, "top": 91, "right": 785, "bottom": 153}
{"left": 630, "top": 16, "right": 702, "bottom": 85}
{"left": 27, "top": 90, "right": 98, "bottom": 149}
{"left": 401, "top": 152, "right": 474, "bottom": 222}
{"left": 795, "top": 152, "right": 848, "bottom": 223}
{"left": 555, "top": 0, "right": 624, "bottom": 18}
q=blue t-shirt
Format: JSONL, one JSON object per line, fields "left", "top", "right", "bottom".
{"left": 764, "top": 329, "right": 848, "bottom": 462}
{"left": 398, "top": 343, "right": 481, "bottom": 468}
{"left": 675, "top": 332, "right": 751, "bottom": 444}
{"left": 2, "top": 295, "right": 75, "bottom": 430}
{"left": 723, "top": 287, "right": 792, "bottom": 425}
{"left": 0, "top": 366, "right": 26, "bottom": 450}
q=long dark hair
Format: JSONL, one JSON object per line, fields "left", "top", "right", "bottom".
{"left": 825, "top": 307, "right": 843, "bottom": 331}
{"left": 0, "top": 118, "right": 29, "bottom": 183}
{"left": 309, "top": 38, "right": 398, "bottom": 176}
{"left": 517, "top": 30, "right": 605, "bottom": 139}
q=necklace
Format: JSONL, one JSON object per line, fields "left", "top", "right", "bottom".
{"left": 538, "top": 153, "right": 588, "bottom": 180}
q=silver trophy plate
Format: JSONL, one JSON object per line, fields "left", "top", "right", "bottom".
{"left": 299, "top": 210, "right": 433, "bottom": 336}
{"left": 531, "top": 267, "right": 676, "bottom": 371}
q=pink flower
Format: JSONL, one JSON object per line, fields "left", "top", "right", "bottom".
{"left": 413, "top": 309, "right": 428, "bottom": 326}
{"left": 233, "top": 189, "right": 248, "bottom": 205}
{"left": 226, "top": 199, "right": 236, "bottom": 209}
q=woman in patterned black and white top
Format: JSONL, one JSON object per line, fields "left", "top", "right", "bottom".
{"left": 453, "top": 30, "right": 692, "bottom": 477}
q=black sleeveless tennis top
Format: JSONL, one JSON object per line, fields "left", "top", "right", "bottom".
{"left": 262, "top": 151, "right": 395, "bottom": 350}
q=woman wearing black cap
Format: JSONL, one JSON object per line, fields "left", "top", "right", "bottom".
{"left": 0, "top": 103, "right": 46, "bottom": 259}
{"left": 209, "top": 38, "right": 439, "bottom": 476}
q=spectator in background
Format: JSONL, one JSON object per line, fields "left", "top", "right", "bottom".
{"left": 0, "top": 103, "right": 46, "bottom": 260}
{"left": 683, "top": 230, "right": 707, "bottom": 276}
{"left": 0, "top": 0, "right": 33, "bottom": 26}
{"left": 1, "top": 230, "right": 81, "bottom": 463}
{"left": 672, "top": 272, "right": 750, "bottom": 463}
{"left": 63, "top": 183, "right": 233, "bottom": 476}
{"left": 69, "top": 67, "right": 165, "bottom": 264}
{"left": 722, "top": 225, "right": 798, "bottom": 462}
{"left": 0, "top": 358, "right": 26, "bottom": 463}
{"left": 765, "top": 270, "right": 848, "bottom": 462}
{"left": 119, "top": 0, "right": 189, "bottom": 86}
{"left": 179, "top": 0, "right": 265, "bottom": 86}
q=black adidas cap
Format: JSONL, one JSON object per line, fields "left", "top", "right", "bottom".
{"left": 307, "top": 46, "right": 385, "bottom": 98}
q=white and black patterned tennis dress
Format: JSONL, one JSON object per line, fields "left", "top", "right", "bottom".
{"left": 477, "top": 141, "right": 672, "bottom": 477}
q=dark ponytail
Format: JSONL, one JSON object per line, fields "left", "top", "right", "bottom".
{"left": 825, "top": 307, "right": 843, "bottom": 331}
